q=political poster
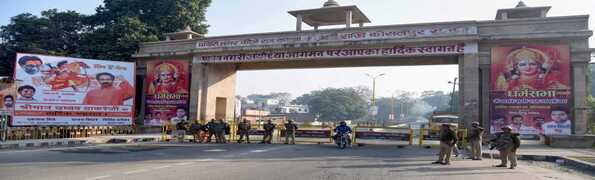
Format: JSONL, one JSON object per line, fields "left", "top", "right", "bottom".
{"left": 0, "top": 80, "right": 15, "bottom": 121}
{"left": 13, "top": 53, "right": 135, "bottom": 126}
{"left": 490, "top": 45, "right": 572, "bottom": 135}
{"left": 143, "top": 60, "right": 190, "bottom": 126}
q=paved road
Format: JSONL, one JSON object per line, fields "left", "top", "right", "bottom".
{"left": 0, "top": 143, "right": 590, "bottom": 180}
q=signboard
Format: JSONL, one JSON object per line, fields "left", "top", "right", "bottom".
{"left": 198, "top": 43, "right": 478, "bottom": 63}
{"left": 489, "top": 45, "right": 572, "bottom": 135}
{"left": 196, "top": 25, "right": 477, "bottom": 49}
{"left": 280, "top": 129, "right": 331, "bottom": 138}
{"left": 355, "top": 131, "right": 410, "bottom": 141}
{"left": 13, "top": 53, "right": 135, "bottom": 126}
{"left": 143, "top": 60, "right": 190, "bottom": 126}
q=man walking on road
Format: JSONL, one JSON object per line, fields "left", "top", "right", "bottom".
{"left": 237, "top": 119, "right": 251, "bottom": 143}
{"left": 492, "top": 126, "right": 520, "bottom": 169}
{"left": 261, "top": 120, "right": 276, "bottom": 144}
{"left": 433, "top": 124, "right": 457, "bottom": 165}
{"left": 468, "top": 121, "right": 484, "bottom": 160}
{"left": 284, "top": 120, "right": 298, "bottom": 144}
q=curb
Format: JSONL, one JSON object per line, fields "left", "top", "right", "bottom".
{"left": 0, "top": 140, "right": 88, "bottom": 150}
{"left": 482, "top": 152, "right": 595, "bottom": 176}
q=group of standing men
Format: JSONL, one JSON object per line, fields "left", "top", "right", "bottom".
{"left": 434, "top": 121, "right": 520, "bottom": 169}
{"left": 179, "top": 118, "right": 299, "bottom": 145}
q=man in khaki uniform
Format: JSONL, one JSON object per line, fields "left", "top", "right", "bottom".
{"left": 284, "top": 120, "right": 298, "bottom": 144}
{"left": 491, "top": 126, "right": 520, "bottom": 169}
{"left": 261, "top": 120, "right": 276, "bottom": 144}
{"left": 468, "top": 121, "right": 484, "bottom": 160}
{"left": 433, "top": 124, "right": 457, "bottom": 165}
{"left": 237, "top": 119, "right": 251, "bottom": 143}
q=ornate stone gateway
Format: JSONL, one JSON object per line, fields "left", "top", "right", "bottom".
{"left": 134, "top": 1, "right": 592, "bottom": 135}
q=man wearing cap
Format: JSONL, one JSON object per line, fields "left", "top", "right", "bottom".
{"left": 284, "top": 120, "right": 298, "bottom": 144}
{"left": 433, "top": 124, "right": 457, "bottom": 165}
{"left": 467, "top": 121, "right": 484, "bottom": 160}
{"left": 237, "top": 118, "right": 251, "bottom": 144}
{"left": 491, "top": 126, "right": 520, "bottom": 169}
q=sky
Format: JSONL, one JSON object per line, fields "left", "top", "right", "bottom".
{"left": 1, "top": 0, "right": 594, "bottom": 99}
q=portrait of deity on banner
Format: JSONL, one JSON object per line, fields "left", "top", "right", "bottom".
{"left": 494, "top": 47, "right": 570, "bottom": 91}
{"left": 490, "top": 45, "right": 572, "bottom": 135}
{"left": 147, "top": 62, "right": 188, "bottom": 95}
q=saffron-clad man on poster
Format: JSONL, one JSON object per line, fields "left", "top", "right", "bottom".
{"left": 83, "top": 72, "right": 134, "bottom": 105}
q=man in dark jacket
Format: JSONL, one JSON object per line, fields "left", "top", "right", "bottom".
{"left": 261, "top": 120, "right": 276, "bottom": 144}
{"left": 433, "top": 124, "right": 457, "bottom": 165}
{"left": 237, "top": 119, "right": 251, "bottom": 143}
{"left": 492, "top": 126, "right": 520, "bottom": 169}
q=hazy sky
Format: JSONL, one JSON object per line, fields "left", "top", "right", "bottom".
{"left": 1, "top": 0, "right": 594, "bottom": 99}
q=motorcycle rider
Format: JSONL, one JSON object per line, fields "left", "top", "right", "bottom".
{"left": 333, "top": 121, "right": 352, "bottom": 146}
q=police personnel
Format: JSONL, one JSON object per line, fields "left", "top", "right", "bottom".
{"left": 491, "top": 126, "right": 520, "bottom": 169}
{"left": 284, "top": 120, "right": 298, "bottom": 144}
{"left": 468, "top": 121, "right": 484, "bottom": 160}
{"left": 261, "top": 120, "right": 276, "bottom": 144}
{"left": 237, "top": 118, "right": 251, "bottom": 143}
{"left": 206, "top": 119, "right": 216, "bottom": 143}
{"left": 213, "top": 119, "right": 226, "bottom": 143}
{"left": 433, "top": 124, "right": 457, "bottom": 165}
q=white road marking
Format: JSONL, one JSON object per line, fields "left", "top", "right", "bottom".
{"left": 196, "top": 158, "right": 217, "bottom": 162}
{"left": 204, "top": 149, "right": 227, "bottom": 152}
{"left": 123, "top": 169, "right": 148, "bottom": 174}
{"left": 174, "top": 162, "right": 194, "bottom": 166}
{"left": 85, "top": 175, "right": 112, "bottom": 180}
{"left": 152, "top": 165, "right": 172, "bottom": 169}
{"left": 250, "top": 149, "right": 268, "bottom": 153}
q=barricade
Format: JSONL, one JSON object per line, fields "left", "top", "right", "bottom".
{"left": 353, "top": 126, "right": 413, "bottom": 145}
{"left": 278, "top": 127, "right": 333, "bottom": 143}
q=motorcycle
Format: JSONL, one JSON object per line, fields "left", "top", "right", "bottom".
{"left": 335, "top": 133, "right": 350, "bottom": 149}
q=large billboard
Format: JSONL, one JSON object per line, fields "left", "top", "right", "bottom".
{"left": 490, "top": 45, "right": 572, "bottom": 135}
{"left": 143, "top": 60, "right": 190, "bottom": 126}
{"left": 13, "top": 53, "right": 135, "bottom": 126}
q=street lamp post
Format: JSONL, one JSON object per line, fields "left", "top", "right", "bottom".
{"left": 365, "top": 73, "right": 385, "bottom": 125}
{"left": 448, "top": 77, "right": 458, "bottom": 112}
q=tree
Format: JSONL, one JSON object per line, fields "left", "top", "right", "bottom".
{"left": 0, "top": 0, "right": 212, "bottom": 76}
{"left": 420, "top": 90, "right": 451, "bottom": 112}
{"left": 293, "top": 87, "right": 368, "bottom": 121}
{"left": 0, "top": 10, "right": 88, "bottom": 76}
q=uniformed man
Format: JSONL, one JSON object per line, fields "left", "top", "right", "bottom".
{"left": 491, "top": 126, "right": 520, "bottom": 169}
{"left": 206, "top": 119, "right": 216, "bottom": 143}
{"left": 237, "top": 118, "right": 251, "bottom": 143}
{"left": 433, "top": 124, "right": 457, "bottom": 165}
{"left": 284, "top": 120, "right": 298, "bottom": 144}
{"left": 261, "top": 120, "right": 276, "bottom": 144}
{"left": 468, "top": 121, "right": 485, "bottom": 160}
{"left": 213, "top": 119, "right": 226, "bottom": 143}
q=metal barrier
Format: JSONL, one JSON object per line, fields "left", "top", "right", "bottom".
{"left": 3, "top": 126, "right": 134, "bottom": 141}
{"left": 353, "top": 126, "right": 413, "bottom": 145}
{"left": 278, "top": 127, "right": 333, "bottom": 143}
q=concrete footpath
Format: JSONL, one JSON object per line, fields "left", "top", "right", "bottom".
{"left": 481, "top": 140, "right": 595, "bottom": 175}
